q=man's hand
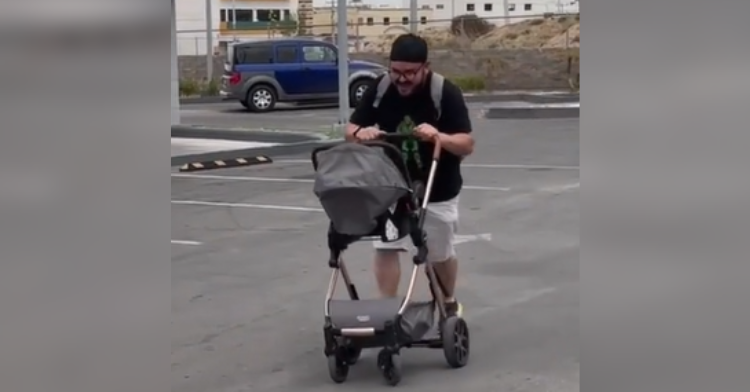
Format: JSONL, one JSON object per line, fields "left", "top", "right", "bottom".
{"left": 354, "top": 127, "right": 385, "bottom": 141}
{"left": 414, "top": 123, "right": 440, "bottom": 141}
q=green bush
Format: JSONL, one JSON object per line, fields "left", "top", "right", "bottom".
{"left": 179, "top": 79, "right": 200, "bottom": 97}
{"left": 450, "top": 75, "right": 486, "bottom": 92}
{"left": 201, "top": 79, "right": 220, "bottom": 96}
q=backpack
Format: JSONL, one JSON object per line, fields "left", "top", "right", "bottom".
{"left": 372, "top": 73, "right": 446, "bottom": 120}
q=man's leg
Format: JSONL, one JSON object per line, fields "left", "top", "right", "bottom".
{"left": 424, "top": 197, "right": 462, "bottom": 316}
{"left": 372, "top": 239, "right": 408, "bottom": 298}
{"left": 373, "top": 250, "right": 401, "bottom": 298}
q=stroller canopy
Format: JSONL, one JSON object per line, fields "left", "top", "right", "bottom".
{"left": 314, "top": 143, "right": 410, "bottom": 236}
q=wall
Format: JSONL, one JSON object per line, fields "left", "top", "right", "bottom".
{"left": 175, "top": 0, "right": 222, "bottom": 55}
{"left": 428, "top": 0, "right": 580, "bottom": 26}
{"left": 178, "top": 48, "right": 579, "bottom": 90}
{"left": 311, "top": 7, "right": 434, "bottom": 37}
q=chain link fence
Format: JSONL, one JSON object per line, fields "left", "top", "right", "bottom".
{"left": 177, "top": 11, "right": 579, "bottom": 91}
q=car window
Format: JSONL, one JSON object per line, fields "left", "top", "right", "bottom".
{"left": 234, "top": 45, "right": 273, "bottom": 64}
{"left": 275, "top": 45, "right": 298, "bottom": 64}
{"left": 302, "top": 45, "right": 336, "bottom": 63}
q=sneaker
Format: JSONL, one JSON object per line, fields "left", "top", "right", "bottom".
{"left": 445, "top": 301, "right": 463, "bottom": 318}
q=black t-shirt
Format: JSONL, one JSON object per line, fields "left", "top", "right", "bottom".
{"left": 349, "top": 73, "right": 473, "bottom": 203}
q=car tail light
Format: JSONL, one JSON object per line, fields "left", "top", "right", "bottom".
{"left": 229, "top": 72, "right": 241, "bottom": 85}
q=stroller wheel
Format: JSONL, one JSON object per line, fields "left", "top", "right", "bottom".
{"left": 327, "top": 354, "right": 349, "bottom": 384}
{"left": 441, "top": 316, "right": 470, "bottom": 368}
{"left": 344, "top": 346, "right": 362, "bottom": 365}
{"left": 377, "top": 349, "right": 403, "bottom": 386}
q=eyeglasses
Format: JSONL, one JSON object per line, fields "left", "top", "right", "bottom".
{"left": 389, "top": 64, "right": 425, "bottom": 81}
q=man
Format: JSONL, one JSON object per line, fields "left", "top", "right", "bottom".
{"left": 346, "top": 34, "right": 475, "bottom": 318}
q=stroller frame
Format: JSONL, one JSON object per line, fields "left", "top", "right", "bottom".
{"left": 311, "top": 134, "right": 470, "bottom": 386}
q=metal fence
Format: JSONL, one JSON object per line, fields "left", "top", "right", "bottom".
{"left": 176, "top": 12, "right": 579, "bottom": 90}
{"left": 176, "top": 12, "right": 579, "bottom": 55}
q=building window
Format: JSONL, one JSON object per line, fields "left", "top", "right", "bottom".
{"left": 524, "top": 3, "right": 532, "bottom": 10}
{"left": 420, "top": 16, "right": 427, "bottom": 24}
{"left": 383, "top": 17, "right": 390, "bottom": 26}
{"left": 508, "top": 3, "right": 516, "bottom": 11}
{"left": 366, "top": 17, "right": 374, "bottom": 26}
{"left": 221, "top": 9, "right": 255, "bottom": 22}
{"left": 402, "top": 17, "right": 409, "bottom": 25}
{"left": 275, "top": 45, "right": 298, "bottom": 64}
{"left": 466, "top": 3, "right": 475, "bottom": 12}
{"left": 235, "top": 9, "right": 253, "bottom": 22}
{"left": 484, "top": 3, "right": 492, "bottom": 11}
{"left": 283, "top": 10, "right": 291, "bottom": 20}
{"left": 436, "top": 4, "right": 444, "bottom": 9}
{"left": 257, "top": 9, "right": 282, "bottom": 22}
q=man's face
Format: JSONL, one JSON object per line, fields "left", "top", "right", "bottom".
{"left": 389, "top": 61, "right": 428, "bottom": 96}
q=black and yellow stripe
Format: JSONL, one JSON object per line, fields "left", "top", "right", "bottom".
{"left": 179, "top": 156, "right": 273, "bottom": 172}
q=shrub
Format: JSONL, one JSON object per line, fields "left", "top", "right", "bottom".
{"left": 529, "top": 19, "right": 545, "bottom": 26}
{"left": 450, "top": 75, "right": 486, "bottom": 92}
{"left": 201, "top": 79, "right": 220, "bottom": 96}
{"left": 450, "top": 14, "right": 493, "bottom": 39}
{"left": 179, "top": 79, "right": 200, "bottom": 97}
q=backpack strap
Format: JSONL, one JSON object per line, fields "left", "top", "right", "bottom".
{"left": 373, "top": 72, "right": 445, "bottom": 120}
{"left": 372, "top": 74, "right": 391, "bottom": 109}
{"left": 430, "top": 73, "right": 445, "bottom": 120}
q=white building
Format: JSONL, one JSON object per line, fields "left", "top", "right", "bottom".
{"left": 424, "top": 0, "right": 579, "bottom": 26}
{"left": 175, "top": 0, "right": 302, "bottom": 56}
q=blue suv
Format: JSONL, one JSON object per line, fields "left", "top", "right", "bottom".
{"left": 220, "top": 38, "right": 386, "bottom": 112}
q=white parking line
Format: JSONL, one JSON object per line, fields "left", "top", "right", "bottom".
{"left": 172, "top": 200, "right": 325, "bottom": 212}
{"left": 171, "top": 173, "right": 512, "bottom": 192}
{"left": 274, "top": 159, "right": 580, "bottom": 171}
{"left": 171, "top": 240, "right": 202, "bottom": 246}
{"left": 540, "top": 182, "right": 580, "bottom": 194}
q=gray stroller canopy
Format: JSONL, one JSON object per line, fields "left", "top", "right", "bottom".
{"left": 314, "top": 143, "right": 410, "bottom": 236}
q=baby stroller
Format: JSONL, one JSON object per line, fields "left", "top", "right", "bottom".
{"left": 311, "top": 134, "right": 471, "bottom": 386}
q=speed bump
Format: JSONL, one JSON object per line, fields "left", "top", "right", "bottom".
{"left": 179, "top": 156, "right": 273, "bottom": 172}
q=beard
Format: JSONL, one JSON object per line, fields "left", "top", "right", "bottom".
{"left": 395, "top": 79, "right": 424, "bottom": 96}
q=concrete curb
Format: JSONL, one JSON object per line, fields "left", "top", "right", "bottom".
{"left": 171, "top": 138, "right": 340, "bottom": 168}
{"left": 171, "top": 125, "right": 341, "bottom": 167}
{"left": 171, "top": 125, "right": 324, "bottom": 144}
{"left": 483, "top": 102, "right": 580, "bottom": 119}
{"left": 179, "top": 92, "right": 579, "bottom": 105}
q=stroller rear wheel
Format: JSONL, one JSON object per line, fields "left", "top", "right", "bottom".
{"left": 327, "top": 354, "right": 349, "bottom": 383}
{"left": 377, "top": 349, "right": 403, "bottom": 386}
{"left": 442, "top": 316, "right": 470, "bottom": 368}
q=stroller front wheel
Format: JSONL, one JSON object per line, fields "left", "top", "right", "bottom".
{"left": 327, "top": 354, "right": 349, "bottom": 384}
{"left": 377, "top": 349, "right": 403, "bottom": 386}
{"left": 344, "top": 345, "right": 362, "bottom": 365}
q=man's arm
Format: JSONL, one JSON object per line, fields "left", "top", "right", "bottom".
{"left": 345, "top": 76, "right": 382, "bottom": 141}
{"left": 437, "top": 81, "right": 475, "bottom": 157}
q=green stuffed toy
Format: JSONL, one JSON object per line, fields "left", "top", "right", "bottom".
{"left": 396, "top": 116, "right": 423, "bottom": 170}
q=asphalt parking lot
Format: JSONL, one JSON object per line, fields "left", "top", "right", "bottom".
{"left": 179, "top": 102, "right": 344, "bottom": 132}
{"left": 171, "top": 113, "right": 580, "bottom": 392}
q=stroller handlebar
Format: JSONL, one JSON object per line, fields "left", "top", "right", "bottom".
{"left": 369, "top": 133, "right": 442, "bottom": 161}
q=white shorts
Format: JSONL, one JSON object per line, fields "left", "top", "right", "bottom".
{"left": 373, "top": 197, "right": 459, "bottom": 263}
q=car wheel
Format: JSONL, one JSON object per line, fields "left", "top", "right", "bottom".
{"left": 349, "top": 79, "right": 372, "bottom": 108}
{"left": 246, "top": 84, "right": 277, "bottom": 112}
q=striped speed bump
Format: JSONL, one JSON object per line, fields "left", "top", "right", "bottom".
{"left": 179, "top": 156, "right": 273, "bottom": 172}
